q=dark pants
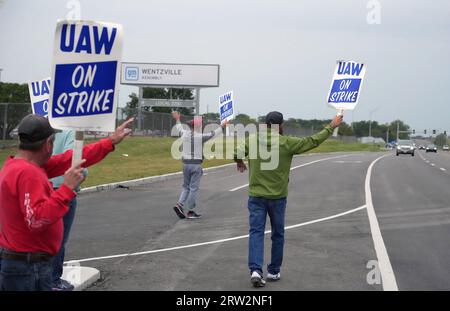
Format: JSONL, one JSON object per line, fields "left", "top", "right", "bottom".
{"left": 0, "top": 258, "right": 53, "bottom": 291}
{"left": 248, "top": 196, "right": 287, "bottom": 275}
{"left": 52, "top": 198, "right": 77, "bottom": 283}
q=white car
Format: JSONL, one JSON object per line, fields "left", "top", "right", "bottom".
{"left": 396, "top": 140, "right": 415, "bottom": 156}
{"left": 443, "top": 145, "right": 449, "bottom": 151}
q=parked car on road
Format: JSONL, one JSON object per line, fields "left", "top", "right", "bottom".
{"left": 443, "top": 145, "right": 449, "bottom": 151}
{"left": 396, "top": 140, "right": 415, "bottom": 156}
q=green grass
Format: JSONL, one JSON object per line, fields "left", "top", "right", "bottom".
{"left": 0, "top": 137, "right": 381, "bottom": 187}
{"left": 306, "top": 139, "right": 383, "bottom": 153}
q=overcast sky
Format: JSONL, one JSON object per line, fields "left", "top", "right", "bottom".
{"left": 1, "top": 0, "right": 449, "bottom": 132}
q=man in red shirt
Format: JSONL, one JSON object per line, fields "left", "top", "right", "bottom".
{"left": 0, "top": 114, "right": 133, "bottom": 291}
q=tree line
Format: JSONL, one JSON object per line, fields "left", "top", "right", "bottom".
{"left": 0, "top": 83, "right": 416, "bottom": 142}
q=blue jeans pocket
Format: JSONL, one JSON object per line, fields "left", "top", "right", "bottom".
{"left": 0, "top": 260, "right": 34, "bottom": 291}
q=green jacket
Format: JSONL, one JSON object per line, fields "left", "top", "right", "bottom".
{"left": 234, "top": 125, "right": 333, "bottom": 199}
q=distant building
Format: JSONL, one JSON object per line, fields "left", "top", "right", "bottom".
{"left": 359, "top": 136, "right": 385, "bottom": 144}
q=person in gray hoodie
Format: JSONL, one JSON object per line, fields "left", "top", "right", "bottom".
{"left": 172, "top": 111, "right": 229, "bottom": 219}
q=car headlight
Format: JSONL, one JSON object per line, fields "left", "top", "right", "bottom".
{"left": 410, "top": 146, "right": 414, "bottom": 150}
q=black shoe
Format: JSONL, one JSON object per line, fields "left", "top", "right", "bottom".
{"left": 186, "top": 211, "right": 202, "bottom": 219}
{"left": 52, "top": 279, "right": 75, "bottom": 291}
{"left": 173, "top": 205, "right": 185, "bottom": 219}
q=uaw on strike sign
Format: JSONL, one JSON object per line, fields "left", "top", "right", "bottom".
{"left": 49, "top": 20, "right": 123, "bottom": 132}
{"left": 327, "top": 60, "right": 366, "bottom": 111}
{"left": 219, "top": 91, "right": 234, "bottom": 124}
{"left": 28, "top": 78, "right": 51, "bottom": 117}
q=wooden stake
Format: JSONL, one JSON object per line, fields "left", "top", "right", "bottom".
{"left": 72, "top": 131, "right": 84, "bottom": 167}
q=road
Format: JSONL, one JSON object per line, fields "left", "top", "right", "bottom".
{"left": 64, "top": 149, "right": 450, "bottom": 290}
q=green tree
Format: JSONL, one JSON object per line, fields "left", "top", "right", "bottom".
{"left": 202, "top": 112, "right": 220, "bottom": 123}
{"left": 388, "top": 120, "right": 410, "bottom": 141}
{"left": 434, "top": 133, "right": 449, "bottom": 147}
{"left": 338, "top": 122, "right": 354, "bottom": 136}
{"left": 0, "top": 82, "right": 32, "bottom": 138}
{"left": 234, "top": 113, "right": 257, "bottom": 125}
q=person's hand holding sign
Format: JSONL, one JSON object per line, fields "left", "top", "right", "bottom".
{"left": 64, "top": 159, "right": 87, "bottom": 190}
{"left": 221, "top": 119, "right": 230, "bottom": 128}
{"left": 330, "top": 114, "right": 343, "bottom": 129}
{"left": 110, "top": 118, "right": 134, "bottom": 145}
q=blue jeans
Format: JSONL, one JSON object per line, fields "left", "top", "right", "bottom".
{"left": 178, "top": 163, "right": 203, "bottom": 210}
{"left": 248, "top": 196, "right": 287, "bottom": 275}
{"left": 52, "top": 198, "right": 77, "bottom": 283}
{"left": 0, "top": 258, "right": 53, "bottom": 291}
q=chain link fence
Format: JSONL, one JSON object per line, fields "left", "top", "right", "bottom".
{"left": 0, "top": 104, "right": 356, "bottom": 149}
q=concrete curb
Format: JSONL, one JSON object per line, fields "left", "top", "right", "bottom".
{"left": 62, "top": 266, "right": 100, "bottom": 291}
{"left": 79, "top": 162, "right": 236, "bottom": 195}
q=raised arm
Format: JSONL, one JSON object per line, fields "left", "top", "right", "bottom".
{"left": 172, "top": 111, "right": 189, "bottom": 136}
{"left": 288, "top": 115, "right": 343, "bottom": 155}
{"left": 201, "top": 120, "right": 229, "bottom": 142}
{"left": 43, "top": 118, "right": 134, "bottom": 178}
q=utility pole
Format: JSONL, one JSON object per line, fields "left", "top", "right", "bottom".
{"left": 396, "top": 122, "right": 399, "bottom": 141}
{"left": 0, "top": 68, "right": 3, "bottom": 82}
{"left": 386, "top": 127, "right": 389, "bottom": 144}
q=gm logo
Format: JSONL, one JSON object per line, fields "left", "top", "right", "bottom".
{"left": 125, "top": 67, "right": 139, "bottom": 81}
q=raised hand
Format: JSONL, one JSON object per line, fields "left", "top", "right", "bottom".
{"left": 330, "top": 114, "right": 343, "bottom": 129}
{"left": 110, "top": 118, "right": 134, "bottom": 145}
{"left": 172, "top": 111, "right": 181, "bottom": 121}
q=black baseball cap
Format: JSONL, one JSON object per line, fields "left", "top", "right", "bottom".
{"left": 265, "top": 111, "right": 284, "bottom": 125}
{"left": 18, "top": 114, "right": 58, "bottom": 143}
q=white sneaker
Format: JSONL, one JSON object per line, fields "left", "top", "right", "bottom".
{"left": 266, "top": 272, "right": 281, "bottom": 282}
{"left": 250, "top": 271, "right": 266, "bottom": 288}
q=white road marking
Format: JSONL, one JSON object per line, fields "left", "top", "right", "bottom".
{"left": 332, "top": 161, "right": 363, "bottom": 164}
{"left": 440, "top": 168, "right": 446, "bottom": 171}
{"left": 66, "top": 205, "right": 367, "bottom": 264}
{"left": 229, "top": 154, "right": 350, "bottom": 192}
{"left": 431, "top": 163, "right": 435, "bottom": 167}
{"left": 365, "top": 154, "right": 398, "bottom": 291}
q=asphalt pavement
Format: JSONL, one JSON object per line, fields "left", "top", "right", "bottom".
{"left": 64, "top": 149, "right": 450, "bottom": 291}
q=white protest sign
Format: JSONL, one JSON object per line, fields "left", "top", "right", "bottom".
{"left": 28, "top": 78, "right": 51, "bottom": 117}
{"left": 49, "top": 20, "right": 123, "bottom": 132}
{"left": 219, "top": 91, "right": 234, "bottom": 124}
{"left": 327, "top": 60, "right": 366, "bottom": 111}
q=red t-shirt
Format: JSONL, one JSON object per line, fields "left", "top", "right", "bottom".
{"left": 0, "top": 138, "right": 114, "bottom": 255}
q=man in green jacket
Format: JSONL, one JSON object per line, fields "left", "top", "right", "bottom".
{"left": 234, "top": 111, "right": 343, "bottom": 287}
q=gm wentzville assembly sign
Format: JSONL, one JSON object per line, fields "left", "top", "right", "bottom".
{"left": 49, "top": 20, "right": 123, "bottom": 132}
{"left": 121, "top": 63, "right": 219, "bottom": 87}
{"left": 327, "top": 60, "right": 366, "bottom": 110}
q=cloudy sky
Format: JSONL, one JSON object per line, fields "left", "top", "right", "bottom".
{"left": 1, "top": 0, "right": 449, "bottom": 132}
